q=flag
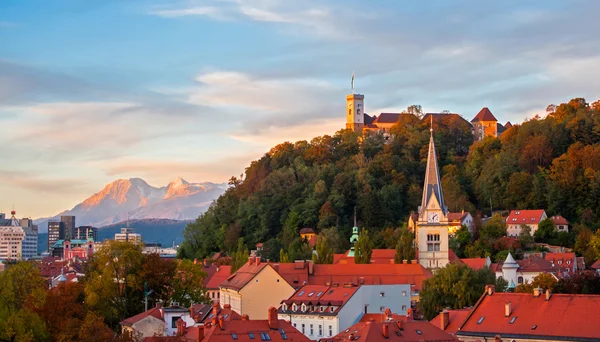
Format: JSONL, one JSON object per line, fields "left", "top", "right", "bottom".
{"left": 351, "top": 71, "right": 355, "bottom": 90}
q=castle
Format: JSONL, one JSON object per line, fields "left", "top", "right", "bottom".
{"left": 345, "top": 92, "right": 512, "bottom": 140}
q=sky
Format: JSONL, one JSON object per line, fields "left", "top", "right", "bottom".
{"left": 1, "top": 0, "right": 600, "bottom": 218}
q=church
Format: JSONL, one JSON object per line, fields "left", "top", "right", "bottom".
{"left": 345, "top": 91, "right": 512, "bottom": 140}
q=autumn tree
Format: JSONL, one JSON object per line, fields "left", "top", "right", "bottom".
{"left": 518, "top": 224, "right": 534, "bottom": 249}
{"left": 141, "top": 253, "right": 178, "bottom": 306}
{"left": 313, "top": 235, "right": 334, "bottom": 264}
{"left": 0, "top": 262, "right": 48, "bottom": 342}
{"left": 354, "top": 229, "right": 372, "bottom": 264}
{"left": 514, "top": 273, "right": 557, "bottom": 293}
{"left": 553, "top": 271, "right": 600, "bottom": 294}
{"left": 84, "top": 240, "right": 145, "bottom": 328}
{"left": 170, "top": 259, "right": 209, "bottom": 307}
{"left": 279, "top": 249, "right": 290, "bottom": 263}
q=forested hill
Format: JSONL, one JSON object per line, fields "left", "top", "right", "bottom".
{"left": 179, "top": 98, "right": 600, "bottom": 260}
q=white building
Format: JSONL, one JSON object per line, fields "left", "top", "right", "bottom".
{"left": 278, "top": 284, "right": 411, "bottom": 340}
{"left": 491, "top": 253, "right": 557, "bottom": 290}
{"left": 115, "top": 227, "right": 142, "bottom": 244}
{"left": 0, "top": 211, "right": 37, "bottom": 260}
{"left": 506, "top": 210, "right": 547, "bottom": 237}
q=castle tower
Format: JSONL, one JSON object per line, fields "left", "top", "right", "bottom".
{"left": 346, "top": 94, "right": 365, "bottom": 132}
{"left": 416, "top": 122, "right": 451, "bottom": 269}
{"left": 471, "top": 107, "right": 498, "bottom": 141}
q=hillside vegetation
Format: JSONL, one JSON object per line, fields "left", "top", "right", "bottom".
{"left": 179, "top": 98, "right": 600, "bottom": 263}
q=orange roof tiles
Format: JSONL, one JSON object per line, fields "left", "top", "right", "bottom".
{"left": 550, "top": 215, "right": 569, "bottom": 225}
{"left": 321, "top": 319, "right": 458, "bottom": 342}
{"left": 492, "top": 255, "right": 555, "bottom": 274}
{"left": 219, "top": 259, "right": 269, "bottom": 291}
{"left": 471, "top": 107, "right": 498, "bottom": 122}
{"left": 334, "top": 249, "right": 397, "bottom": 264}
{"left": 271, "top": 261, "right": 310, "bottom": 287}
{"left": 205, "top": 265, "right": 232, "bottom": 290}
{"left": 591, "top": 260, "right": 600, "bottom": 270}
{"left": 506, "top": 210, "right": 546, "bottom": 225}
{"left": 430, "top": 309, "right": 471, "bottom": 335}
{"left": 299, "top": 228, "right": 315, "bottom": 235}
{"left": 308, "top": 263, "right": 432, "bottom": 291}
{"left": 447, "top": 212, "right": 469, "bottom": 222}
{"left": 121, "top": 307, "right": 163, "bottom": 326}
{"left": 280, "top": 284, "right": 359, "bottom": 313}
{"left": 460, "top": 258, "right": 488, "bottom": 270}
{"left": 458, "top": 291, "right": 600, "bottom": 341}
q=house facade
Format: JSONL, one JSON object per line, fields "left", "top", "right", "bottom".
{"left": 551, "top": 215, "right": 569, "bottom": 232}
{"left": 219, "top": 257, "right": 296, "bottom": 320}
{"left": 491, "top": 253, "right": 556, "bottom": 290}
{"left": 278, "top": 284, "right": 411, "bottom": 340}
{"left": 506, "top": 210, "right": 548, "bottom": 237}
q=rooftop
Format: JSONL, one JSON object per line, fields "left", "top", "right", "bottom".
{"left": 506, "top": 210, "right": 546, "bottom": 225}
{"left": 321, "top": 318, "right": 457, "bottom": 342}
{"left": 471, "top": 107, "right": 498, "bottom": 122}
{"left": 430, "top": 309, "right": 471, "bottom": 336}
{"left": 205, "top": 265, "right": 232, "bottom": 290}
{"left": 121, "top": 307, "right": 163, "bottom": 327}
{"left": 458, "top": 290, "right": 600, "bottom": 341}
{"left": 280, "top": 284, "right": 359, "bottom": 314}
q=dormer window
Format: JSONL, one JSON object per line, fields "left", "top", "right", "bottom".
{"left": 282, "top": 304, "right": 288, "bottom": 311}
{"left": 330, "top": 306, "right": 335, "bottom": 313}
{"left": 567, "top": 260, "right": 571, "bottom": 265}
{"left": 320, "top": 306, "right": 325, "bottom": 312}
{"left": 301, "top": 304, "right": 307, "bottom": 312}
{"left": 558, "top": 260, "right": 562, "bottom": 265}
{"left": 292, "top": 304, "right": 298, "bottom": 312}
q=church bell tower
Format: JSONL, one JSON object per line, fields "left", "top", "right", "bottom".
{"left": 416, "top": 119, "right": 451, "bottom": 269}
{"left": 346, "top": 94, "right": 365, "bottom": 132}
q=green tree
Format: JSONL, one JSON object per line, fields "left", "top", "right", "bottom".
{"left": 496, "top": 276, "right": 509, "bottom": 293}
{"left": 84, "top": 240, "right": 145, "bottom": 327}
{"left": 231, "top": 238, "right": 250, "bottom": 272}
{"left": 394, "top": 228, "right": 415, "bottom": 263}
{"left": 419, "top": 263, "right": 496, "bottom": 320}
{"left": 354, "top": 229, "right": 373, "bottom": 264}
{"left": 480, "top": 214, "right": 506, "bottom": 240}
{"left": 449, "top": 225, "right": 471, "bottom": 258}
{"left": 534, "top": 218, "right": 556, "bottom": 241}
{"left": 282, "top": 211, "right": 301, "bottom": 247}
{"left": 279, "top": 249, "right": 290, "bottom": 263}
{"left": 170, "top": 259, "right": 209, "bottom": 307}
{"left": 313, "top": 235, "right": 334, "bottom": 264}
{"left": 518, "top": 224, "right": 534, "bottom": 249}
{"left": 515, "top": 273, "right": 558, "bottom": 293}
{"left": 553, "top": 270, "right": 600, "bottom": 294}
{"left": 0, "top": 262, "right": 48, "bottom": 342}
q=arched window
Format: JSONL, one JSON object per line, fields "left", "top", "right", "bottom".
{"left": 518, "top": 276, "right": 524, "bottom": 284}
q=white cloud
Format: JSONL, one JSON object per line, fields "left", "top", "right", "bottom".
{"left": 149, "top": 6, "right": 228, "bottom": 19}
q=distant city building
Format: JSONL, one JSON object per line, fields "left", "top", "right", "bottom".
{"left": 48, "top": 221, "right": 65, "bottom": 253}
{"left": 115, "top": 227, "right": 142, "bottom": 244}
{"left": 60, "top": 216, "right": 76, "bottom": 240}
{"left": 0, "top": 210, "right": 38, "bottom": 260}
{"left": 506, "top": 210, "right": 548, "bottom": 237}
{"left": 50, "top": 239, "right": 94, "bottom": 260}
{"left": 73, "top": 225, "right": 98, "bottom": 242}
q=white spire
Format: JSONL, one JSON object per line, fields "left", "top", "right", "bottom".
{"left": 420, "top": 126, "right": 447, "bottom": 216}
{"left": 503, "top": 253, "right": 519, "bottom": 269}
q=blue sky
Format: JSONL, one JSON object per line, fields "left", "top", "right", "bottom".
{"left": 1, "top": 0, "right": 600, "bottom": 218}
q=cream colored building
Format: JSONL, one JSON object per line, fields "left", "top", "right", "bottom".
{"left": 0, "top": 225, "right": 25, "bottom": 260}
{"left": 219, "top": 257, "right": 295, "bottom": 320}
{"left": 115, "top": 227, "right": 142, "bottom": 244}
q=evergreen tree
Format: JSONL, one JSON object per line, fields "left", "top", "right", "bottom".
{"left": 354, "top": 229, "right": 373, "bottom": 264}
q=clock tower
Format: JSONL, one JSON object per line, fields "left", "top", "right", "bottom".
{"left": 346, "top": 93, "right": 365, "bottom": 132}
{"left": 416, "top": 122, "right": 451, "bottom": 269}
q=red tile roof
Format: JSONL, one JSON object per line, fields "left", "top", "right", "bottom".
{"left": 334, "top": 249, "right": 397, "bottom": 264}
{"left": 299, "top": 228, "right": 315, "bottom": 235}
{"left": 447, "top": 212, "right": 469, "bottom": 222}
{"left": 321, "top": 318, "right": 458, "bottom": 342}
{"left": 308, "top": 263, "right": 432, "bottom": 291}
{"left": 219, "top": 259, "right": 270, "bottom": 291}
{"left": 458, "top": 291, "right": 600, "bottom": 341}
{"left": 504, "top": 121, "right": 513, "bottom": 128}
{"left": 359, "top": 308, "right": 405, "bottom": 323}
{"left": 205, "top": 266, "right": 232, "bottom": 290}
{"left": 550, "top": 215, "right": 569, "bottom": 225}
{"left": 201, "top": 303, "right": 241, "bottom": 324}
{"left": 506, "top": 210, "right": 546, "bottom": 225}
{"left": 430, "top": 309, "right": 471, "bottom": 335}
{"left": 374, "top": 113, "right": 403, "bottom": 124}
{"left": 471, "top": 107, "right": 498, "bottom": 122}
{"left": 121, "top": 307, "right": 163, "bottom": 327}
{"left": 492, "top": 255, "right": 556, "bottom": 274}
{"left": 460, "top": 258, "right": 488, "bottom": 270}
{"left": 591, "top": 260, "right": 600, "bottom": 270}
{"left": 271, "top": 261, "right": 310, "bottom": 288}
{"left": 280, "top": 284, "right": 359, "bottom": 314}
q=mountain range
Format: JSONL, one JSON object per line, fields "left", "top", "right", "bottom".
{"left": 35, "top": 177, "right": 227, "bottom": 232}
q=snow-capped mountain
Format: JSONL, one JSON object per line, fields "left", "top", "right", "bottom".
{"left": 35, "top": 177, "right": 227, "bottom": 231}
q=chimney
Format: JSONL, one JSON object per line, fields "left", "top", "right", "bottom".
{"left": 406, "top": 308, "right": 413, "bottom": 321}
{"left": 504, "top": 302, "right": 511, "bottom": 317}
{"left": 397, "top": 320, "right": 404, "bottom": 331}
{"left": 403, "top": 259, "right": 408, "bottom": 264}
{"left": 197, "top": 325, "right": 204, "bottom": 342}
{"left": 211, "top": 315, "right": 218, "bottom": 326}
{"left": 224, "top": 304, "right": 231, "bottom": 309}
{"left": 308, "top": 260, "right": 314, "bottom": 275}
{"left": 203, "top": 258, "right": 209, "bottom": 267}
{"left": 384, "top": 308, "right": 392, "bottom": 321}
{"left": 218, "top": 316, "right": 224, "bottom": 330}
{"left": 212, "top": 302, "right": 220, "bottom": 315}
{"left": 268, "top": 307, "right": 279, "bottom": 329}
{"left": 495, "top": 335, "right": 502, "bottom": 342}
{"left": 533, "top": 288, "right": 543, "bottom": 298}
{"left": 349, "top": 333, "right": 355, "bottom": 340}
{"left": 248, "top": 256, "right": 254, "bottom": 264}
{"left": 256, "top": 257, "right": 261, "bottom": 265}
{"left": 546, "top": 289, "right": 552, "bottom": 301}
{"left": 486, "top": 285, "right": 495, "bottom": 296}
{"left": 382, "top": 324, "right": 389, "bottom": 338}
{"left": 411, "top": 260, "right": 417, "bottom": 264}
{"left": 194, "top": 258, "right": 198, "bottom": 265}
{"left": 242, "top": 314, "right": 249, "bottom": 320}
{"left": 176, "top": 319, "right": 186, "bottom": 336}
{"left": 441, "top": 310, "right": 449, "bottom": 330}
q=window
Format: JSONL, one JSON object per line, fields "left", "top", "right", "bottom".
{"left": 171, "top": 317, "right": 180, "bottom": 328}
{"left": 301, "top": 304, "right": 307, "bottom": 312}
{"left": 510, "top": 316, "right": 518, "bottom": 324}
{"left": 319, "top": 325, "right": 322, "bottom": 336}
{"left": 308, "top": 292, "right": 314, "bottom": 297}
{"left": 232, "top": 333, "right": 238, "bottom": 340}
{"left": 260, "top": 332, "right": 271, "bottom": 341}
{"left": 316, "top": 292, "right": 323, "bottom": 297}
{"left": 402, "top": 291, "right": 407, "bottom": 296}
{"left": 301, "top": 324, "right": 305, "bottom": 334}
{"left": 518, "top": 276, "right": 524, "bottom": 284}
{"left": 292, "top": 304, "right": 297, "bottom": 312}
{"left": 402, "top": 305, "right": 407, "bottom": 311}
{"left": 249, "top": 333, "right": 255, "bottom": 339}
{"left": 329, "top": 325, "right": 332, "bottom": 336}
{"left": 380, "top": 292, "right": 385, "bottom": 297}
{"left": 427, "top": 234, "right": 440, "bottom": 251}
{"left": 477, "top": 316, "right": 485, "bottom": 324}
{"left": 310, "top": 324, "right": 314, "bottom": 336}
{"left": 298, "top": 291, "right": 304, "bottom": 297}
{"left": 380, "top": 306, "right": 385, "bottom": 311}
{"left": 293, "top": 323, "right": 296, "bottom": 328}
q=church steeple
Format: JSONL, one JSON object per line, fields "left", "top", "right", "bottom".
{"left": 419, "top": 118, "right": 447, "bottom": 217}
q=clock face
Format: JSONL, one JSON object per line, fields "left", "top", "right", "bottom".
{"left": 427, "top": 212, "right": 439, "bottom": 223}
